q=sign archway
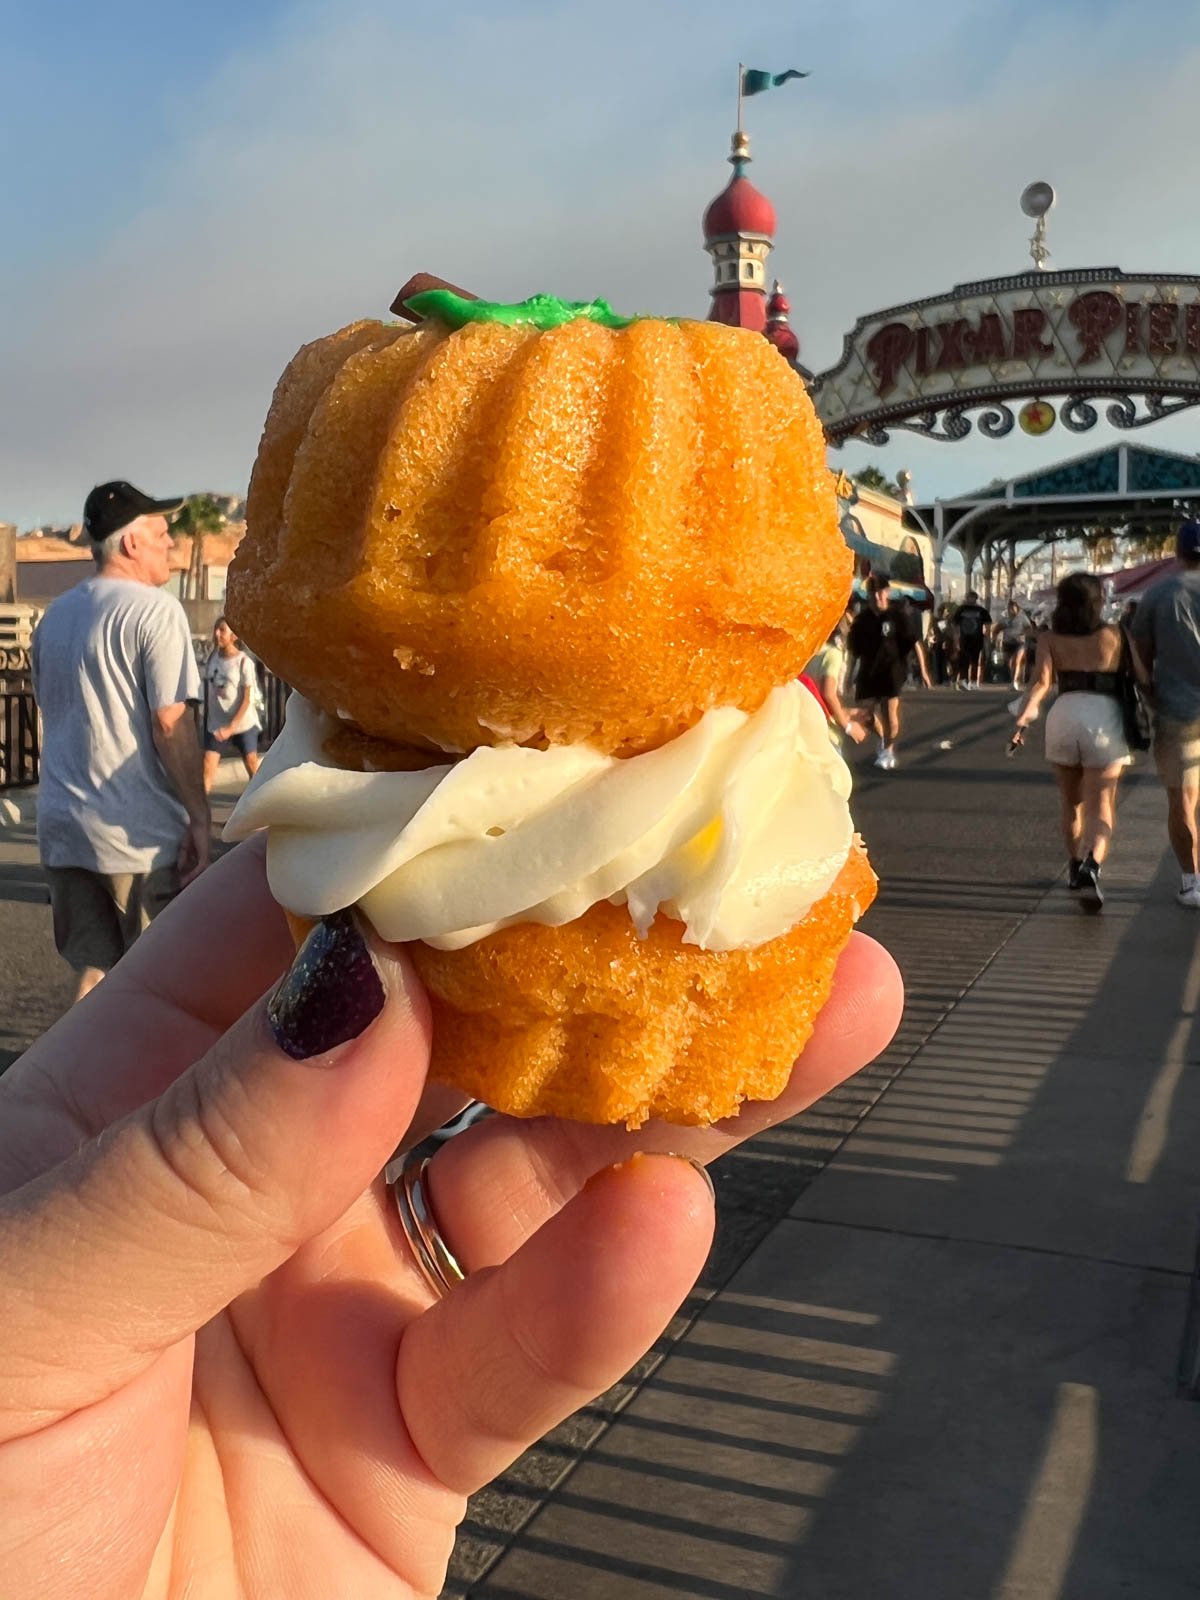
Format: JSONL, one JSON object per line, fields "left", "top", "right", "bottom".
{"left": 810, "top": 268, "right": 1200, "bottom": 447}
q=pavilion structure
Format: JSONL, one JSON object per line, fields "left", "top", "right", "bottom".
{"left": 904, "top": 441, "right": 1200, "bottom": 597}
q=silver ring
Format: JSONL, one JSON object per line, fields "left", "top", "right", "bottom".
{"left": 390, "top": 1155, "right": 466, "bottom": 1300}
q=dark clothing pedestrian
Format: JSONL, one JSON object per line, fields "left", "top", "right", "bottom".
{"left": 954, "top": 600, "right": 992, "bottom": 660}
{"left": 849, "top": 606, "right": 919, "bottom": 702}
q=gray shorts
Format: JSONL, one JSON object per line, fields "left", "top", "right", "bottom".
{"left": 1154, "top": 716, "right": 1200, "bottom": 790}
{"left": 44, "top": 865, "right": 179, "bottom": 974}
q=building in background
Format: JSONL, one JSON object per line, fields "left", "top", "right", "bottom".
{"left": 702, "top": 125, "right": 921, "bottom": 590}
{"left": 14, "top": 524, "right": 246, "bottom": 635}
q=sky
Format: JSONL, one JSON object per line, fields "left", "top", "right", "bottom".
{"left": 4, "top": 0, "right": 1200, "bottom": 530}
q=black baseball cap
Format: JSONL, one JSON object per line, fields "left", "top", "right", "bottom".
{"left": 83, "top": 481, "right": 184, "bottom": 543}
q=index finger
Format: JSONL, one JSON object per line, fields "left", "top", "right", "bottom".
{"left": 1, "top": 841, "right": 295, "bottom": 1179}
{"left": 418, "top": 932, "right": 903, "bottom": 1273}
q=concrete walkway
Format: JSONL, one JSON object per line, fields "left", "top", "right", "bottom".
{"left": 0, "top": 763, "right": 249, "bottom": 1068}
{"left": 470, "top": 778, "right": 1200, "bottom": 1599}
{"left": 4, "top": 707, "right": 1199, "bottom": 1597}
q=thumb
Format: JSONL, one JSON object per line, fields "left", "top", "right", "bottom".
{"left": 0, "top": 910, "right": 429, "bottom": 1436}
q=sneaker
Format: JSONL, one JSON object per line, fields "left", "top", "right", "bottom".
{"left": 1077, "top": 856, "right": 1104, "bottom": 913}
{"left": 876, "top": 747, "right": 897, "bottom": 770}
{"left": 1067, "top": 859, "right": 1084, "bottom": 891}
{"left": 429, "top": 1101, "right": 492, "bottom": 1142}
{"left": 1177, "top": 886, "right": 1200, "bottom": 910}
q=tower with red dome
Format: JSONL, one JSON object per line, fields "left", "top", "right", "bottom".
{"left": 764, "top": 279, "right": 804, "bottom": 370}
{"left": 703, "top": 130, "right": 805, "bottom": 372}
{"left": 703, "top": 131, "right": 777, "bottom": 334}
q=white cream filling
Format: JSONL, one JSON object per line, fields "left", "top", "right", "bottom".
{"left": 223, "top": 682, "right": 855, "bottom": 952}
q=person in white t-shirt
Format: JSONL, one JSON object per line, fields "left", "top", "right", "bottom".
{"left": 804, "top": 612, "right": 868, "bottom": 747}
{"left": 32, "top": 479, "right": 209, "bottom": 1002}
{"left": 203, "top": 618, "right": 262, "bottom": 792}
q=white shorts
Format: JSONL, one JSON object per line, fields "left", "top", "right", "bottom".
{"left": 1044, "top": 692, "right": 1131, "bottom": 769}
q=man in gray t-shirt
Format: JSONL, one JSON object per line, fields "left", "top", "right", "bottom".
{"left": 1131, "top": 521, "right": 1200, "bottom": 909}
{"left": 31, "top": 480, "right": 210, "bottom": 999}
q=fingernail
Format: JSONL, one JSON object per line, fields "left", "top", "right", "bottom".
{"left": 268, "top": 909, "right": 385, "bottom": 1060}
{"left": 601, "top": 1150, "right": 716, "bottom": 1204}
{"left": 668, "top": 1152, "right": 716, "bottom": 1203}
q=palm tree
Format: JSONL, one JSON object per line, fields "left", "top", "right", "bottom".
{"left": 1123, "top": 526, "right": 1177, "bottom": 562}
{"left": 851, "top": 465, "right": 904, "bottom": 499}
{"left": 173, "top": 495, "right": 227, "bottom": 600}
{"left": 1079, "top": 529, "right": 1118, "bottom": 571}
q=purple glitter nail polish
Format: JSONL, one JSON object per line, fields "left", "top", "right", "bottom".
{"left": 268, "top": 909, "right": 385, "bottom": 1060}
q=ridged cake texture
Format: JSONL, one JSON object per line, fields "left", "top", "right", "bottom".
{"left": 228, "top": 315, "right": 847, "bottom": 756}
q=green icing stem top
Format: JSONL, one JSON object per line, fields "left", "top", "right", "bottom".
{"left": 405, "top": 290, "right": 636, "bottom": 331}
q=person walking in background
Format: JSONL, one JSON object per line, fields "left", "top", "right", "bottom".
{"left": 31, "top": 480, "right": 209, "bottom": 1001}
{"left": 996, "top": 599, "right": 1032, "bottom": 688}
{"left": 1010, "top": 572, "right": 1134, "bottom": 913}
{"left": 203, "top": 617, "right": 262, "bottom": 792}
{"left": 953, "top": 590, "right": 993, "bottom": 689}
{"left": 897, "top": 596, "right": 934, "bottom": 690}
{"left": 931, "top": 602, "right": 957, "bottom": 685}
{"left": 1131, "top": 521, "right": 1200, "bottom": 909}
{"left": 805, "top": 611, "right": 868, "bottom": 746}
{"left": 848, "top": 575, "right": 920, "bottom": 770}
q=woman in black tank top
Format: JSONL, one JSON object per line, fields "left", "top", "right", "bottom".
{"left": 1011, "top": 573, "right": 1135, "bottom": 911}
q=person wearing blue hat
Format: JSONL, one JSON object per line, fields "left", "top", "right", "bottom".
{"left": 1131, "top": 521, "right": 1200, "bottom": 909}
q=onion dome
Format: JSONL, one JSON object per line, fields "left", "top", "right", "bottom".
{"left": 703, "top": 135, "right": 778, "bottom": 239}
{"left": 765, "top": 279, "right": 800, "bottom": 363}
{"left": 704, "top": 132, "right": 776, "bottom": 332}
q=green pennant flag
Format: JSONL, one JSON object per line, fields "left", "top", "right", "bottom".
{"left": 742, "top": 67, "right": 810, "bottom": 96}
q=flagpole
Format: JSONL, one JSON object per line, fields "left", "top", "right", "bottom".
{"left": 737, "top": 61, "right": 743, "bottom": 133}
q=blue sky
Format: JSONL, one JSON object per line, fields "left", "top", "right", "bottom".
{"left": 3, "top": 0, "right": 1199, "bottom": 528}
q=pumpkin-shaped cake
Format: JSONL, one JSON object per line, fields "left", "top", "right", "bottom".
{"left": 226, "top": 293, "right": 874, "bottom": 1128}
{"left": 227, "top": 295, "right": 848, "bottom": 757}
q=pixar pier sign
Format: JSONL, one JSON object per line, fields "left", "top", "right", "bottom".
{"left": 812, "top": 269, "right": 1200, "bottom": 443}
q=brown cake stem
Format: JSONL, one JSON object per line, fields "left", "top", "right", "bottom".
{"left": 390, "top": 272, "right": 480, "bottom": 321}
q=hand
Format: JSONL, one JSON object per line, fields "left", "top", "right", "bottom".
{"left": 215, "top": 726, "right": 232, "bottom": 742}
{"left": 844, "top": 720, "right": 869, "bottom": 745}
{"left": 0, "top": 840, "right": 902, "bottom": 1597}
{"left": 177, "top": 815, "right": 212, "bottom": 885}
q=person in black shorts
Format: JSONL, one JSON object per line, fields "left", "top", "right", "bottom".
{"left": 202, "top": 617, "right": 262, "bottom": 791}
{"left": 847, "top": 575, "right": 919, "bottom": 770}
{"left": 954, "top": 591, "right": 992, "bottom": 689}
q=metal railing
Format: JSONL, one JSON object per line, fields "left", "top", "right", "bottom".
{"left": 0, "top": 669, "right": 290, "bottom": 792}
{"left": 259, "top": 668, "right": 290, "bottom": 745}
{"left": 0, "top": 688, "right": 39, "bottom": 789}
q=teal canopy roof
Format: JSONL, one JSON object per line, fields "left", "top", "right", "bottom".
{"left": 906, "top": 442, "right": 1200, "bottom": 559}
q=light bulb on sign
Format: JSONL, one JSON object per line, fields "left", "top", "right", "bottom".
{"left": 1019, "top": 400, "right": 1056, "bottom": 435}
{"left": 1020, "top": 183, "right": 1057, "bottom": 272}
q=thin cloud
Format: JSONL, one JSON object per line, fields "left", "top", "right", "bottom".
{"left": 3, "top": 0, "right": 1197, "bottom": 525}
